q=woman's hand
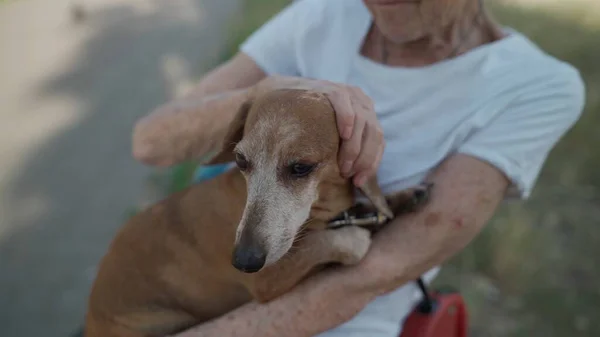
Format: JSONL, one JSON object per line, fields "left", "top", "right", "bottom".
{"left": 251, "top": 76, "right": 385, "bottom": 187}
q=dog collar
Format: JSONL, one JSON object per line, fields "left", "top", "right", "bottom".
{"left": 326, "top": 209, "right": 390, "bottom": 229}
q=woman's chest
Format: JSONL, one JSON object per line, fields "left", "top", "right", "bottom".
{"left": 359, "top": 79, "right": 485, "bottom": 155}
{"left": 343, "top": 73, "right": 512, "bottom": 191}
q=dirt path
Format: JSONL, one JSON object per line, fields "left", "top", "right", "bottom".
{"left": 0, "top": 1, "right": 240, "bottom": 336}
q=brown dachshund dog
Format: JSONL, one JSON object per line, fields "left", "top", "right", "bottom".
{"left": 84, "top": 89, "right": 430, "bottom": 337}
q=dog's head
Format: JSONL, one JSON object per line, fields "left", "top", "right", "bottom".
{"left": 209, "top": 89, "right": 391, "bottom": 273}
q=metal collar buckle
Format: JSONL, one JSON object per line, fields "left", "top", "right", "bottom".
{"left": 326, "top": 210, "right": 390, "bottom": 229}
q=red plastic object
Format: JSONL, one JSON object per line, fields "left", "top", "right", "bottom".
{"left": 400, "top": 291, "right": 468, "bottom": 337}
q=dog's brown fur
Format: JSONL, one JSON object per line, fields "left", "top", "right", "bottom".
{"left": 85, "top": 89, "right": 429, "bottom": 337}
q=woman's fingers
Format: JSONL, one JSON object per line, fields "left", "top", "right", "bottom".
{"left": 326, "top": 86, "right": 356, "bottom": 140}
{"left": 352, "top": 126, "right": 385, "bottom": 187}
{"left": 344, "top": 86, "right": 383, "bottom": 185}
{"left": 338, "top": 103, "right": 366, "bottom": 177}
{"left": 328, "top": 85, "right": 384, "bottom": 184}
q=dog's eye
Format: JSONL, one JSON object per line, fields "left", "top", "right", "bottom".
{"left": 289, "top": 163, "right": 316, "bottom": 178}
{"left": 235, "top": 152, "right": 249, "bottom": 171}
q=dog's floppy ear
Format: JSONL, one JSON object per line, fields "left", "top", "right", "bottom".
{"left": 357, "top": 176, "right": 394, "bottom": 219}
{"left": 206, "top": 100, "right": 252, "bottom": 165}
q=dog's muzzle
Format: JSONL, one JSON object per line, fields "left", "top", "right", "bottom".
{"left": 232, "top": 242, "right": 267, "bottom": 273}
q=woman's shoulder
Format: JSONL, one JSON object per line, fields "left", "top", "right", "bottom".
{"left": 474, "top": 30, "right": 585, "bottom": 128}
{"left": 482, "top": 29, "right": 584, "bottom": 94}
{"left": 239, "top": 0, "right": 368, "bottom": 77}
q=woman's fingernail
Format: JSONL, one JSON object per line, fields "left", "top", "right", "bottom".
{"left": 355, "top": 175, "right": 367, "bottom": 187}
{"left": 342, "top": 126, "right": 352, "bottom": 139}
{"left": 342, "top": 161, "right": 353, "bottom": 174}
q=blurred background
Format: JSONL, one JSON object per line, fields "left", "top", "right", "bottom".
{"left": 0, "top": 0, "right": 598, "bottom": 336}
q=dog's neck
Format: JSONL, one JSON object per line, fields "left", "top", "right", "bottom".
{"left": 309, "top": 175, "right": 355, "bottom": 226}
{"left": 201, "top": 167, "right": 248, "bottom": 233}
{"left": 183, "top": 168, "right": 248, "bottom": 263}
{"left": 218, "top": 167, "right": 248, "bottom": 207}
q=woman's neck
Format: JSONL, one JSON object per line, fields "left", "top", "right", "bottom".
{"left": 362, "top": 5, "right": 505, "bottom": 67}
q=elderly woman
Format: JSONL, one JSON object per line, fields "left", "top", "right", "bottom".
{"left": 132, "top": 0, "right": 585, "bottom": 336}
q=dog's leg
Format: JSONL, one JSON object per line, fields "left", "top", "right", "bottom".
{"left": 386, "top": 182, "right": 433, "bottom": 215}
{"left": 355, "top": 182, "right": 432, "bottom": 219}
{"left": 245, "top": 226, "right": 371, "bottom": 303}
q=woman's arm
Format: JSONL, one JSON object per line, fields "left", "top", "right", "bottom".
{"left": 132, "top": 53, "right": 267, "bottom": 166}
{"left": 355, "top": 153, "right": 509, "bottom": 293}
{"left": 174, "top": 153, "right": 509, "bottom": 337}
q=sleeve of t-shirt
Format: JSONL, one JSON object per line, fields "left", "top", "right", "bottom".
{"left": 457, "top": 66, "right": 586, "bottom": 199}
{"left": 239, "top": 0, "right": 318, "bottom": 76}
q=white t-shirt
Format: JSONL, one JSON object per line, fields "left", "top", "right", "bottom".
{"left": 240, "top": 0, "right": 585, "bottom": 336}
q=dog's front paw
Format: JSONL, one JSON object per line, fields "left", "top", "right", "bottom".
{"left": 409, "top": 182, "right": 433, "bottom": 209}
{"left": 387, "top": 182, "right": 433, "bottom": 215}
{"left": 329, "top": 226, "right": 371, "bottom": 266}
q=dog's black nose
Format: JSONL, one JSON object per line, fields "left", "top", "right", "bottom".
{"left": 232, "top": 244, "right": 267, "bottom": 273}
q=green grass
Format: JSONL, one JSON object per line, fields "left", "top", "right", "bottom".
{"left": 160, "top": 0, "right": 600, "bottom": 335}
{"left": 220, "top": 0, "right": 291, "bottom": 61}
{"left": 435, "top": 2, "right": 600, "bottom": 336}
